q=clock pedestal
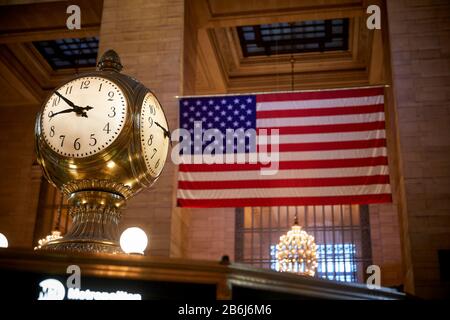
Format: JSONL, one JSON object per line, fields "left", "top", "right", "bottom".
{"left": 35, "top": 50, "right": 169, "bottom": 255}
{"left": 44, "top": 191, "right": 125, "bottom": 254}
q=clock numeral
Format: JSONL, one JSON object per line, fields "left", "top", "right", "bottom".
{"left": 89, "top": 133, "right": 97, "bottom": 146}
{"left": 149, "top": 104, "right": 156, "bottom": 115}
{"left": 50, "top": 126, "right": 55, "bottom": 137}
{"left": 52, "top": 96, "right": 61, "bottom": 107}
{"left": 155, "top": 159, "right": 160, "bottom": 169}
{"left": 147, "top": 134, "right": 153, "bottom": 146}
{"left": 148, "top": 116, "right": 153, "bottom": 128}
{"left": 103, "top": 122, "right": 111, "bottom": 134}
{"left": 107, "top": 91, "right": 114, "bottom": 101}
{"left": 98, "top": 83, "right": 102, "bottom": 92}
{"left": 65, "top": 86, "right": 73, "bottom": 95}
{"left": 59, "top": 135, "right": 65, "bottom": 147}
{"left": 108, "top": 107, "right": 116, "bottom": 118}
{"left": 74, "top": 138, "right": 81, "bottom": 150}
{"left": 48, "top": 111, "right": 54, "bottom": 120}
{"left": 80, "top": 80, "right": 90, "bottom": 89}
{"left": 151, "top": 147, "right": 157, "bottom": 159}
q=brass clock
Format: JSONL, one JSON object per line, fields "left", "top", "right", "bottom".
{"left": 35, "top": 50, "right": 170, "bottom": 253}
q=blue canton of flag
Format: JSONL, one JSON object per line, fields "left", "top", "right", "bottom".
{"left": 179, "top": 95, "right": 257, "bottom": 154}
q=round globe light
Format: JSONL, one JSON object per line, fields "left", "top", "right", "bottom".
{"left": 120, "top": 227, "right": 148, "bottom": 254}
{"left": 0, "top": 233, "right": 8, "bottom": 248}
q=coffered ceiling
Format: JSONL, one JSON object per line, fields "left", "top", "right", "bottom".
{"left": 186, "top": 0, "right": 387, "bottom": 94}
{"left": 0, "top": 0, "right": 387, "bottom": 107}
{"left": 0, "top": 0, "right": 102, "bottom": 107}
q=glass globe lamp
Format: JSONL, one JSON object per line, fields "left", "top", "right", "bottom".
{"left": 0, "top": 233, "right": 8, "bottom": 248}
{"left": 120, "top": 227, "right": 148, "bottom": 255}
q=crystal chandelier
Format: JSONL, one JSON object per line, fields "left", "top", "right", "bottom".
{"left": 34, "top": 230, "right": 63, "bottom": 250}
{"left": 34, "top": 193, "right": 64, "bottom": 250}
{"left": 276, "top": 217, "right": 318, "bottom": 276}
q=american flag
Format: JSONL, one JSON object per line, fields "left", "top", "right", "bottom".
{"left": 177, "top": 87, "right": 391, "bottom": 208}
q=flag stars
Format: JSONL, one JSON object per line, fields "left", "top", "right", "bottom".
{"left": 233, "top": 110, "right": 240, "bottom": 115}
{"left": 227, "top": 105, "right": 233, "bottom": 110}
{"left": 214, "top": 116, "right": 220, "bottom": 122}
{"left": 227, "top": 116, "right": 232, "bottom": 121}
{"left": 195, "top": 111, "right": 201, "bottom": 117}
{"left": 221, "top": 110, "right": 226, "bottom": 116}
{"left": 240, "top": 104, "right": 246, "bottom": 109}
{"left": 233, "top": 121, "right": 239, "bottom": 127}
{"left": 234, "top": 98, "right": 240, "bottom": 104}
{"left": 221, "top": 99, "right": 226, "bottom": 104}
{"left": 220, "top": 122, "right": 226, "bottom": 127}
{"left": 183, "top": 100, "right": 189, "bottom": 106}
{"left": 207, "top": 123, "right": 213, "bottom": 128}
{"left": 246, "top": 98, "right": 252, "bottom": 103}
{"left": 208, "top": 111, "right": 213, "bottom": 116}
{"left": 189, "top": 106, "right": 195, "bottom": 111}
{"left": 246, "top": 120, "right": 252, "bottom": 126}
{"left": 246, "top": 109, "right": 252, "bottom": 114}
{"left": 240, "top": 115, "right": 245, "bottom": 120}
{"left": 208, "top": 100, "right": 214, "bottom": 105}
{"left": 214, "top": 105, "right": 220, "bottom": 110}
{"left": 202, "top": 105, "right": 207, "bottom": 111}
{"left": 196, "top": 100, "right": 201, "bottom": 105}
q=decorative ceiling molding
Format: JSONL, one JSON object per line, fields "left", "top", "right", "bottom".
{"left": 0, "top": 0, "right": 102, "bottom": 108}
{"left": 188, "top": 0, "right": 383, "bottom": 94}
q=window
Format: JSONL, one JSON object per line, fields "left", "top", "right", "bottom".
{"left": 235, "top": 205, "right": 372, "bottom": 283}
{"left": 33, "top": 37, "right": 99, "bottom": 70}
{"left": 237, "top": 19, "right": 349, "bottom": 57}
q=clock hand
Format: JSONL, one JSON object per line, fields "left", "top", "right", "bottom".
{"left": 54, "top": 91, "right": 94, "bottom": 115}
{"left": 49, "top": 108, "right": 78, "bottom": 118}
{"left": 54, "top": 91, "right": 77, "bottom": 109}
{"left": 49, "top": 106, "right": 92, "bottom": 118}
{"left": 154, "top": 121, "right": 172, "bottom": 145}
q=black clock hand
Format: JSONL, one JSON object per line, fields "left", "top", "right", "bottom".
{"left": 50, "top": 107, "right": 91, "bottom": 118}
{"left": 49, "top": 108, "right": 78, "bottom": 118}
{"left": 54, "top": 91, "right": 94, "bottom": 115}
{"left": 154, "top": 121, "right": 170, "bottom": 138}
{"left": 55, "top": 91, "right": 77, "bottom": 109}
{"left": 154, "top": 121, "right": 172, "bottom": 145}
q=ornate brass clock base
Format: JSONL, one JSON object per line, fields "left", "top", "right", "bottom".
{"left": 41, "top": 191, "right": 125, "bottom": 254}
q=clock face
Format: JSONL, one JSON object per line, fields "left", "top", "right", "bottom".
{"left": 140, "top": 92, "right": 169, "bottom": 177}
{"left": 41, "top": 76, "right": 127, "bottom": 158}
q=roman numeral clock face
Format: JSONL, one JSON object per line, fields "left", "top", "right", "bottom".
{"left": 41, "top": 76, "right": 127, "bottom": 158}
{"left": 140, "top": 92, "right": 169, "bottom": 178}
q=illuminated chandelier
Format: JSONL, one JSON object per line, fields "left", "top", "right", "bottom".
{"left": 34, "top": 194, "right": 64, "bottom": 250}
{"left": 276, "top": 217, "right": 318, "bottom": 276}
{"left": 34, "top": 230, "right": 62, "bottom": 250}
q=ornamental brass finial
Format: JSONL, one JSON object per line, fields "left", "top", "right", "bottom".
{"left": 97, "top": 49, "right": 123, "bottom": 72}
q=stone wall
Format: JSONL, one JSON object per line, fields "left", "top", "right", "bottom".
{"left": 387, "top": 0, "right": 450, "bottom": 298}
{"left": 98, "top": 0, "right": 187, "bottom": 257}
{"left": 0, "top": 104, "right": 41, "bottom": 248}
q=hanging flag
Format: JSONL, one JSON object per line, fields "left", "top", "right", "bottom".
{"left": 176, "top": 87, "right": 391, "bottom": 208}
